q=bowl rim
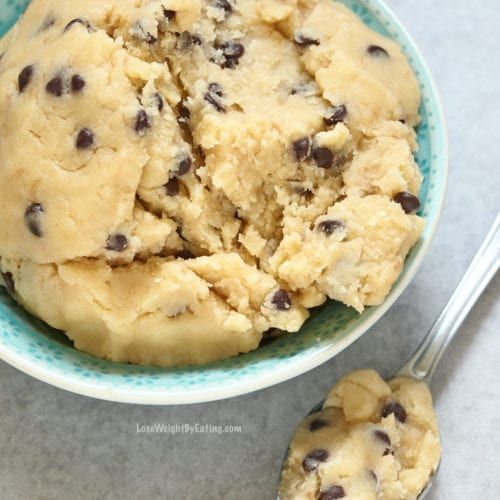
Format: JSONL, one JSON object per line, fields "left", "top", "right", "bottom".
{"left": 0, "top": 0, "right": 449, "bottom": 405}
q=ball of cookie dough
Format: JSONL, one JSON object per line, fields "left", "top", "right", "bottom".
{"left": 279, "top": 370, "right": 441, "bottom": 500}
{"left": 0, "top": 0, "right": 423, "bottom": 366}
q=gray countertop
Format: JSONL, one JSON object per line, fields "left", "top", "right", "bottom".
{"left": 1, "top": 1, "right": 499, "bottom": 499}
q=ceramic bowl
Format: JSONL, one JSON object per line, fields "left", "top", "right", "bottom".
{"left": 0, "top": 0, "right": 448, "bottom": 404}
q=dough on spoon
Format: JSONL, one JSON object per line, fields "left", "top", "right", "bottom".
{"left": 279, "top": 370, "right": 441, "bottom": 499}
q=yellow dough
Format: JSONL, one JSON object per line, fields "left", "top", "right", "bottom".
{"left": 0, "top": 0, "right": 423, "bottom": 366}
{"left": 279, "top": 370, "right": 441, "bottom": 500}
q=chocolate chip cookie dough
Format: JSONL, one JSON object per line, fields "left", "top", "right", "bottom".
{"left": 279, "top": 370, "right": 441, "bottom": 500}
{"left": 0, "top": 0, "right": 424, "bottom": 366}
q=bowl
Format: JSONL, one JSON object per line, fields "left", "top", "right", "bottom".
{"left": 0, "top": 0, "right": 448, "bottom": 405}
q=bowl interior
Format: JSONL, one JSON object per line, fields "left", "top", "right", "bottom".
{"left": 0, "top": 0, "right": 447, "bottom": 404}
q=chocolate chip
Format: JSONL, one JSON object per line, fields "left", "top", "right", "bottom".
{"left": 71, "top": 74, "right": 85, "bottom": 93}
{"left": 209, "top": 81, "right": 226, "bottom": 99}
{"left": 145, "top": 32, "right": 157, "bottom": 44}
{"left": 367, "top": 44, "right": 389, "bottom": 57}
{"left": 178, "top": 101, "right": 190, "bottom": 119}
{"left": 302, "top": 449, "right": 329, "bottom": 472}
{"left": 177, "top": 31, "right": 202, "bottom": 49}
{"left": 191, "top": 35, "right": 203, "bottom": 46}
{"left": 205, "top": 84, "right": 226, "bottom": 113}
{"left": 318, "top": 485, "right": 346, "bottom": 499}
{"left": 64, "top": 18, "right": 92, "bottom": 33}
{"left": 106, "top": 233, "right": 128, "bottom": 252}
{"left": 221, "top": 41, "right": 245, "bottom": 59}
{"left": 135, "top": 110, "right": 151, "bottom": 134}
{"left": 163, "top": 9, "right": 176, "bottom": 21}
{"left": 46, "top": 75, "right": 64, "bottom": 96}
{"left": 18, "top": 65, "right": 34, "bottom": 93}
{"left": 204, "top": 93, "right": 224, "bottom": 113}
{"left": 208, "top": 83, "right": 223, "bottom": 96}
{"left": 214, "top": 0, "right": 233, "bottom": 15}
{"left": 317, "top": 220, "right": 344, "bottom": 235}
{"left": 271, "top": 290, "right": 292, "bottom": 311}
{"left": 76, "top": 128, "right": 94, "bottom": 149}
{"left": 324, "top": 105, "right": 347, "bottom": 126}
{"left": 394, "top": 192, "right": 420, "bottom": 214}
{"left": 24, "top": 203, "right": 44, "bottom": 238}
{"left": 177, "top": 101, "right": 190, "bottom": 125}
{"left": 309, "top": 419, "right": 328, "bottom": 432}
{"left": 381, "top": 402, "right": 407, "bottom": 423}
{"left": 165, "top": 178, "right": 180, "bottom": 196}
{"left": 293, "top": 137, "right": 310, "bottom": 162}
{"left": 218, "top": 40, "right": 245, "bottom": 69}
{"left": 176, "top": 249, "right": 194, "bottom": 260}
{"left": 177, "top": 157, "right": 192, "bottom": 176}
{"left": 294, "top": 32, "right": 320, "bottom": 47}
{"left": 383, "top": 448, "right": 392, "bottom": 457}
{"left": 312, "top": 147, "right": 334, "bottom": 168}
{"left": 153, "top": 93, "right": 164, "bottom": 112}
{"left": 220, "top": 56, "right": 240, "bottom": 70}
{"left": 374, "top": 430, "right": 391, "bottom": 446}
{"left": 1, "top": 272, "right": 15, "bottom": 295}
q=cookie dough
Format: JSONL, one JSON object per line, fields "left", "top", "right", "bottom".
{"left": 279, "top": 370, "right": 441, "bottom": 500}
{"left": 0, "top": 0, "right": 423, "bottom": 366}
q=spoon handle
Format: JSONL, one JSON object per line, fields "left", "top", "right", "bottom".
{"left": 398, "top": 214, "right": 500, "bottom": 384}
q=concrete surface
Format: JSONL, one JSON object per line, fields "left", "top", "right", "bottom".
{"left": 0, "top": 1, "right": 499, "bottom": 498}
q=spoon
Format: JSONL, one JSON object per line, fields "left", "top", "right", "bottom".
{"left": 279, "top": 214, "right": 500, "bottom": 499}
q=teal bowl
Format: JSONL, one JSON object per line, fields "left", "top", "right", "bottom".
{"left": 0, "top": 0, "right": 448, "bottom": 404}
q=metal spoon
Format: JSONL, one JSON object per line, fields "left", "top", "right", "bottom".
{"left": 279, "top": 214, "right": 500, "bottom": 499}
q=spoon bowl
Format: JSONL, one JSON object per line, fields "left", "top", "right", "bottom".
{"left": 277, "top": 392, "right": 440, "bottom": 500}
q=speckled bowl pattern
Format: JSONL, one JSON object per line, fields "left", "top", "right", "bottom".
{"left": 0, "top": 0, "right": 448, "bottom": 404}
